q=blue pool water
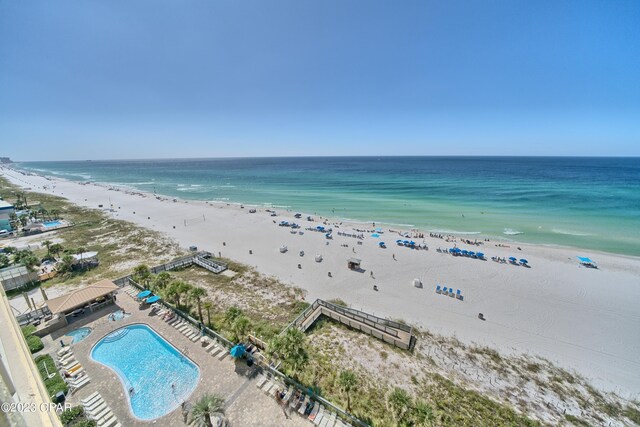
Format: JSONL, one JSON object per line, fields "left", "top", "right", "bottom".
{"left": 42, "top": 220, "right": 62, "bottom": 228}
{"left": 65, "top": 327, "right": 92, "bottom": 344}
{"left": 91, "top": 324, "right": 200, "bottom": 420}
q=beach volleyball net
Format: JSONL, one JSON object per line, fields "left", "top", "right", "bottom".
{"left": 183, "top": 215, "right": 206, "bottom": 226}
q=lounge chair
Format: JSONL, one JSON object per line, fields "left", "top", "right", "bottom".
{"left": 81, "top": 391, "right": 100, "bottom": 405}
{"left": 256, "top": 374, "right": 268, "bottom": 388}
{"left": 313, "top": 405, "right": 325, "bottom": 425}
{"left": 298, "top": 396, "right": 309, "bottom": 414}
{"left": 308, "top": 402, "right": 320, "bottom": 421}
{"left": 69, "top": 376, "right": 90, "bottom": 393}
{"left": 57, "top": 347, "right": 71, "bottom": 357}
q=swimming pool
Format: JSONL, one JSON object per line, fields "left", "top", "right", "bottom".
{"left": 91, "top": 324, "right": 200, "bottom": 420}
{"left": 42, "top": 220, "right": 62, "bottom": 228}
{"left": 65, "top": 327, "right": 92, "bottom": 344}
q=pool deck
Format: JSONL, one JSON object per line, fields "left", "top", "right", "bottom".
{"left": 45, "top": 290, "right": 308, "bottom": 426}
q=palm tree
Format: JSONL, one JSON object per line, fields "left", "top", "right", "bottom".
{"left": 338, "top": 370, "right": 358, "bottom": 412}
{"left": 203, "top": 300, "right": 213, "bottom": 328}
{"left": 8, "top": 212, "right": 18, "bottom": 228}
{"left": 58, "top": 255, "right": 75, "bottom": 274}
{"left": 166, "top": 282, "right": 181, "bottom": 308}
{"left": 267, "top": 327, "right": 308, "bottom": 375}
{"left": 178, "top": 282, "right": 193, "bottom": 311}
{"left": 190, "top": 393, "right": 227, "bottom": 427}
{"left": 153, "top": 272, "right": 172, "bottom": 292}
{"left": 230, "top": 315, "right": 250, "bottom": 343}
{"left": 75, "top": 247, "right": 86, "bottom": 267}
{"left": 49, "top": 209, "right": 59, "bottom": 219}
{"left": 133, "top": 264, "right": 151, "bottom": 285}
{"left": 18, "top": 214, "right": 28, "bottom": 227}
{"left": 41, "top": 240, "right": 52, "bottom": 258}
{"left": 224, "top": 307, "right": 243, "bottom": 325}
{"left": 386, "top": 387, "right": 413, "bottom": 426}
{"left": 190, "top": 287, "right": 207, "bottom": 323}
{"left": 49, "top": 243, "right": 63, "bottom": 259}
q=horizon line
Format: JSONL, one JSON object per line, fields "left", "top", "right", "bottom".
{"left": 8, "top": 154, "right": 640, "bottom": 163}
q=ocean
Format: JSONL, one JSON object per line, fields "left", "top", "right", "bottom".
{"left": 15, "top": 157, "right": 640, "bottom": 256}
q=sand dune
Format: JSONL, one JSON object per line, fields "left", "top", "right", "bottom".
{"left": 2, "top": 167, "right": 639, "bottom": 398}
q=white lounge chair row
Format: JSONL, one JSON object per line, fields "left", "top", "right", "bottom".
{"left": 168, "top": 318, "right": 202, "bottom": 343}
{"left": 81, "top": 391, "right": 122, "bottom": 427}
{"left": 254, "top": 373, "right": 352, "bottom": 427}
{"left": 202, "top": 339, "right": 230, "bottom": 361}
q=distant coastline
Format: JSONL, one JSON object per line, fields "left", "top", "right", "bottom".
{"left": 10, "top": 156, "right": 640, "bottom": 256}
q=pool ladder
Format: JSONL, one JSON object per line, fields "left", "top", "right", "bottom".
{"left": 101, "top": 328, "right": 130, "bottom": 343}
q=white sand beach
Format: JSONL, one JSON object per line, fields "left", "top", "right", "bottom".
{"left": 2, "top": 167, "right": 639, "bottom": 398}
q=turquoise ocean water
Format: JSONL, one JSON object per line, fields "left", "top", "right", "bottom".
{"left": 15, "top": 157, "right": 640, "bottom": 256}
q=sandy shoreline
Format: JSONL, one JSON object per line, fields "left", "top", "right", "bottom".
{"left": 2, "top": 167, "right": 639, "bottom": 398}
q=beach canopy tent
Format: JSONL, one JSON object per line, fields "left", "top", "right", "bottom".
{"left": 347, "top": 258, "right": 362, "bottom": 270}
{"left": 230, "top": 344, "right": 246, "bottom": 358}
{"left": 138, "top": 290, "right": 152, "bottom": 298}
{"left": 46, "top": 279, "right": 118, "bottom": 315}
{"left": 146, "top": 295, "right": 161, "bottom": 304}
{"left": 371, "top": 233, "right": 380, "bottom": 238}
{"left": 577, "top": 256, "right": 597, "bottom": 267}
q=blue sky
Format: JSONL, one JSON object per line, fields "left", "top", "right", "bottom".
{"left": 1, "top": 0, "right": 639, "bottom": 160}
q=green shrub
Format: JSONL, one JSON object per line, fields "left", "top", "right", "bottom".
{"left": 72, "top": 420, "right": 97, "bottom": 427}
{"left": 59, "top": 406, "right": 84, "bottom": 426}
{"left": 21, "top": 324, "right": 37, "bottom": 337}
{"left": 26, "top": 335, "right": 44, "bottom": 353}
{"left": 34, "top": 355, "right": 68, "bottom": 397}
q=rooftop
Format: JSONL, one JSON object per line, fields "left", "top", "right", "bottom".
{"left": 46, "top": 279, "right": 119, "bottom": 314}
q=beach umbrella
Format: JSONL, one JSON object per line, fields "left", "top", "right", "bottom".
{"left": 375, "top": 228, "right": 383, "bottom": 232}
{"left": 520, "top": 259, "right": 528, "bottom": 264}
{"left": 476, "top": 252, "right": 484, "bottom": 258}
{"left": 403, "top": 240, "right": 410, "bottom": 244}
{"left": 468, "top": 251, "right": 475, "bottom": 256}
{"left": 409, "top": 241, "right": 416, "bottom": 245}
{"left": 137, "top": 290, "right": 152, "bottom": 298}
{"left": 379, "top": 242, "right": 386, "bottom": 247}
{"left": 371, "top": 233, "right": 380, "bottom": 238}
{"left": 509, "top": 257, "right": 517, "bottom": 261}
{"left": 454, "top": 248, "right": 461, "bottom": 252}
{"left": 230, "top": 344, "right": 246, "bottom": 358}
{"left": 146, "top": 295, "right": 161, "bottom": 303}
{"left": 461, "top": 250, "right": 468, "bottom": 254}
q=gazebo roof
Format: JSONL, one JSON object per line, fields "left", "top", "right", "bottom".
{"left": 46, "top": 279, "right": 118, "bottom": 314}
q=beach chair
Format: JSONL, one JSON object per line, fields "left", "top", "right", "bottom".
{"left": 441, "top": 287, "right": 447, "bottom": 295}
{"left": 308, "top": 402, "right": 320, "bottom": 421}
{"left": 449, "top": 288, "right": 455, "bottom": 297}
{"left": 435, "top": 285, "right": 441, "bottom": 294}
{"left": 456, "top": 289, "right": 463, "bottom": 300}
{"left": 256, "top": 373, "right": 268, "bottom": 388}
{"left": 314, "top": 406, "right": 325, "bottom": 425}
{"left": 81, "top": 391, "right": 100, "bottom": 405}
{"left": 298, "top": 396, "right": 309, "bottom": 415}
{"left": 69, "top": 376, "right": 90, "bottom": 393}
{"left": 57, "top": 347, "right": 71, "bottom": 357}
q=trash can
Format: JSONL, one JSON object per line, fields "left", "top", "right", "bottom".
{"left": 54, "top": 391, "right": 66, "bottom": 403}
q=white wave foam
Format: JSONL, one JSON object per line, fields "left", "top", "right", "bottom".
{"left": 551, "top": 229, "right": 593, "bottom": 237}
{"left": 503, "top": 228, "right": 523, "bottom": 235}
{"left": 430, "top": 229, "right": 482, "bottom": 235}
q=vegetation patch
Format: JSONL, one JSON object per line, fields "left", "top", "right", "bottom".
{"left": 34, "top": 354, "right": 68, "bottom": 398}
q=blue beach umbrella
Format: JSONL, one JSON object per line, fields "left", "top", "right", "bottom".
{"left": 468, "top": 251, "right": 475, "bottom": 256}
{"left": 403, "top": 240, "right": 410, "bottom": 245}
{"left": 137, "top": 290, "right": 152, "bottom": 298}
{"left": 379, "top": 242, "right": 386, "bottom": 247}
{"left": 461, "top": 250, "right": 468, "bottom": 255}
{"left": 375, "top": 228, "right": 383, "bottom": 232}
{"left": 520, "top": 259, "right": 528, "bottom": 264}
{"left": 230, "top": 344, "right": 246, "bottom": 358}
{"left": 146, "top": 295, "right": 161, "bottom": 303}
{"left": 371, "top": 233, "right": 380, "bottom": 238}
{"left": 476, "top": 252, "right": 485, "bottom": 258}
{"left": 509, "top": 257, "right": 517, "bottom": 261}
